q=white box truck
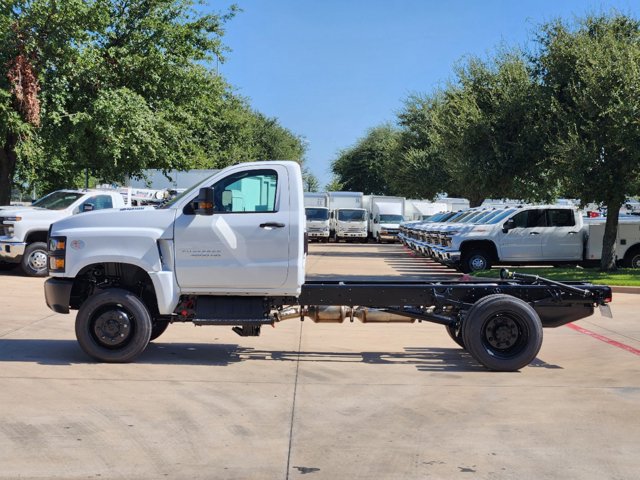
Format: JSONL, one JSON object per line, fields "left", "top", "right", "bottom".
{"left": 328, "top": 191, "right": 367, "bottom": 242}
{"left": 304, "top": 193, "right": 330, "bottom": 242}
{"left": 405, "top": 200, "right": 449, "bottom": 221}
{"left": 367, "top": 196, "right": 405, "bottom": 243}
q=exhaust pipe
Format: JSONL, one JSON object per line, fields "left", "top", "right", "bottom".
{"left": 353, "top": 307, "right": 415, "bottom": 323}
{"left": 276, "top": 305, "right": 349, "bottom": 323}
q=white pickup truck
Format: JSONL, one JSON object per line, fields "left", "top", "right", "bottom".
{"left": 0, "top": 190, "right": 127, "bottom": 276}
{"left": 43, "top": 161, "right": 612, "bottom": 372}
{"left": 428, "top": 206, "right": 640, "bottom": 272}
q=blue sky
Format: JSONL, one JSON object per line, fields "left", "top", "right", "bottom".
{"left": 210, "top": 0, "right": 640, "bottom": 187}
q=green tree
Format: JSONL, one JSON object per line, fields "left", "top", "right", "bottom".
{"left": 393, "top": 93, "right": 450, "bottom": 200}
{"left": 331, "top": 124, "right": 400, "bottom": 195}
{"left": 435, "top": 51, "right": 549, "bottom": 206}
{"left": 302, "top": 167, "right": 320, "bottom": 192}
{"left": 536, "top": 13, "right": 640, "bottom": 270}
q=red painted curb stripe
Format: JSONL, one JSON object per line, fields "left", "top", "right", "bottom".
{"left": 566, "top": 323, "right": 640, "bottom": 357}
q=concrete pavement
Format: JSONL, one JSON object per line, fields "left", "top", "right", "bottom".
{"left": 0, "top": 243, "right": 638, "bottom": 479}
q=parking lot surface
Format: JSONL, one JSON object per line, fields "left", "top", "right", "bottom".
{"left": 1, "top": 243, "right": 639, "bottom": 479}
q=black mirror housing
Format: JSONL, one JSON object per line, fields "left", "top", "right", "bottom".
{"left": 502, "top": 218, "right": 515, "bottom": 233}
{"left": 192, "top": 187, "right": 215, "bottom": 215}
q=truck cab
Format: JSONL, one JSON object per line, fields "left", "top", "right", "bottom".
{"left": 0, "top": 189, "right": 125, "bottom": 276}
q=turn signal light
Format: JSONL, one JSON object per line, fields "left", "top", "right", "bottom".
{"left": 50, "top": 256, "right": 65, "bottom": 271}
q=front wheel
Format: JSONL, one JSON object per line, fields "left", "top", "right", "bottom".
{"left": 75, "top": 288, "right": 152, "bottom": 362}
{"left": 462, "top": 294, "right": 542, "bottom": 371}
{"left": 623, "top": 249, "right": 640, "bottom": 268}
{"left": 460, "top": 249, "right": 491, "bottom": 273}
{"left": 21, "top": 242, "right": 49, "bottom": 277}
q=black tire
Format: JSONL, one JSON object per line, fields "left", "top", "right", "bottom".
{"left": 460, "top": 249, "right": 491, "bottom": 273}
{"left": 461, "top": 294, "right": 543, "bottom": 371}
{"left": 445, "top": 322, "right": 465, "bottom": 349}
{"left": 150, "top": 320, "right": 170, "bottom": 341}
{"left": 20, "top": 242, "right": 49, "bottom": 277}
{"left": 75, "top": 288, "right": 152, "bottom": 362}
{"left": 623, "top": 249, "right": 640, "bottom": 268}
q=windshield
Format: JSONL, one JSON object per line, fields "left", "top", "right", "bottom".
{"left": 379, "top": 214, "right": 404, "bottom": 223}
{"left": 306, "top": 207, "right": 330, "bottom": 220}
{"left": 338, "top": 209, "right": 366, "bottom": 221}
{"left": 32, "top": 191, "right": 84, "bottom": 210}
{"left": 481, "top": 209, "right": 517, "bottom": 224}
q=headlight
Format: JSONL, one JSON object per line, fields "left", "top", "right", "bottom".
{"left": 49, "top": 237, "right": 66, "bottom": 252}
{"left": 48, "top": 236, "right": 66, "bottom": 272}
{"left": 2, "top": 216, "right": 22, "bottom": 223}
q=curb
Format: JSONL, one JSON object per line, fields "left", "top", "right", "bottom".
{"left": 611, "top": 286, "right": 640, "bottom": 295}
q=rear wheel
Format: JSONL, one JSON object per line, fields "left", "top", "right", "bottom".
{"left": 21, "top": 242, "right": 49, "bottom": 277}
{"left": 462, "top": 294, "right": 542, "bottom": 371}
{"left": 75, "top": 288, "right": 152, "bottom": 362}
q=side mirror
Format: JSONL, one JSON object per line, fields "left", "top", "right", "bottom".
{"left": 502, "top": 218, "right": 515, "bottom": 233}
{"left": 374, "top": 218, "right": 379, "bottom": 224}
{"left": 82, "top": 203, "right": 95, "bottom": 212}
{"left": 192, "top": 187, "right": 215, "bottom": 215}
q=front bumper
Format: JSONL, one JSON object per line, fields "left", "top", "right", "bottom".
{"left": 0, "top": 240, "right": 26, "bottom": 263}
{"left": 44, "top": 277, "right": 74, "bottom": 314}
{"left": 337, "top": 232, "right": 367, "bottom": 238}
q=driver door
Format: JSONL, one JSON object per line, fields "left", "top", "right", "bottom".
{"left": 174, "top": 166, "right": 290, "bottom": 291}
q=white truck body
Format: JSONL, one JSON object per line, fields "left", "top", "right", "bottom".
{"left": 328, "top": 191, "right": 367, "bottom": 242}
{"left": 367, "top": 196, "right": 405, "bottom": 243}
{"left": 0, "top": 190, "right": 126, "bottom": 276}
{"left": 304, "top": 193, "right": 330, "bottom": 242}
{"left": 405, "top": 200, "right": 448, "bottom": 221}
{"left": 437, "top": 197, "right": 470, "bottom": 212}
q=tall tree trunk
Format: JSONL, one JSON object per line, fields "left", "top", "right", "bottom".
{"left": 0, "top": 134, "right": 18, "bottom": 206}
{"left": 600, "top": 201, "right": 621, "bottom": 271}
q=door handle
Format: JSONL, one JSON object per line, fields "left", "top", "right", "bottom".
{"left": 260, "top": 222, "right": 285, "bottom": 228}
{"left": 529, "top": 231, "right": 540, "bottom": 235}
{"left": 567, "top": 231, "right": 578, "bottom": 235}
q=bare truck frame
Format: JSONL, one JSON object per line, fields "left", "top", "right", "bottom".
{"left": 45, "top": 268, "right": 612, "bottom": 372}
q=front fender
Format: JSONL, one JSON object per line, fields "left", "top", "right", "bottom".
{"left": 62, "top": 228, "right": 165, "bottom": 277}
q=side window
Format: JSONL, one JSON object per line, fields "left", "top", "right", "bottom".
{"left": 214, "top": 169, "right": 278, "bottom": 213}
{"left": 93, "top": 195, "right": 114, "bottom": 210}
{"left": 511, "top": 209, "right": 546, "bottom": 228}
{"left": 511, "top": 210, "right": 530, "bottom": 228}
{"left": 547, "top": 209, "right": 575, "bottom": 227}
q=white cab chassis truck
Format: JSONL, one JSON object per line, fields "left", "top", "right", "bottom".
{"left": 367, "top": 195, "right": 405, "bottom": 243}
{"left": 303, "top": 192, "right": 330, "bottom": 242}
{"left": 0, "top": 190, "right": 126, "bottom": 276}
{"left": 44, "top": 161, "right": 612, "bottom": 371}
{"left": 328, "top": 191, "right": 367, "bottom": 242}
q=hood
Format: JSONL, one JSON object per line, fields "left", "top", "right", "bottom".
{"left": 52, "top": 207, "right": 178, "bottom": 240}
{"left": 0, "top": 206, "right": 66, "bottom": 219}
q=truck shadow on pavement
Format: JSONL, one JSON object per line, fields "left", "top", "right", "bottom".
{"left": 0, "top": 339, "right": 562, "bottom": 371}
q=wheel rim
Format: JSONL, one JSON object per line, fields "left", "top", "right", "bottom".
{"left": 469, "top": 255, "right": 487, "bottom": 271}
{"left": 481, "top": 312, "right": 528, "bottom": 358}
{"left": 632, "top": 254, "right": 640, "bottom": 268}
{"left": 28, "top": 250, "right": 48, "bottom": 271}
{"left": 91, "top": 306, "right": 134, "bottom": 347}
